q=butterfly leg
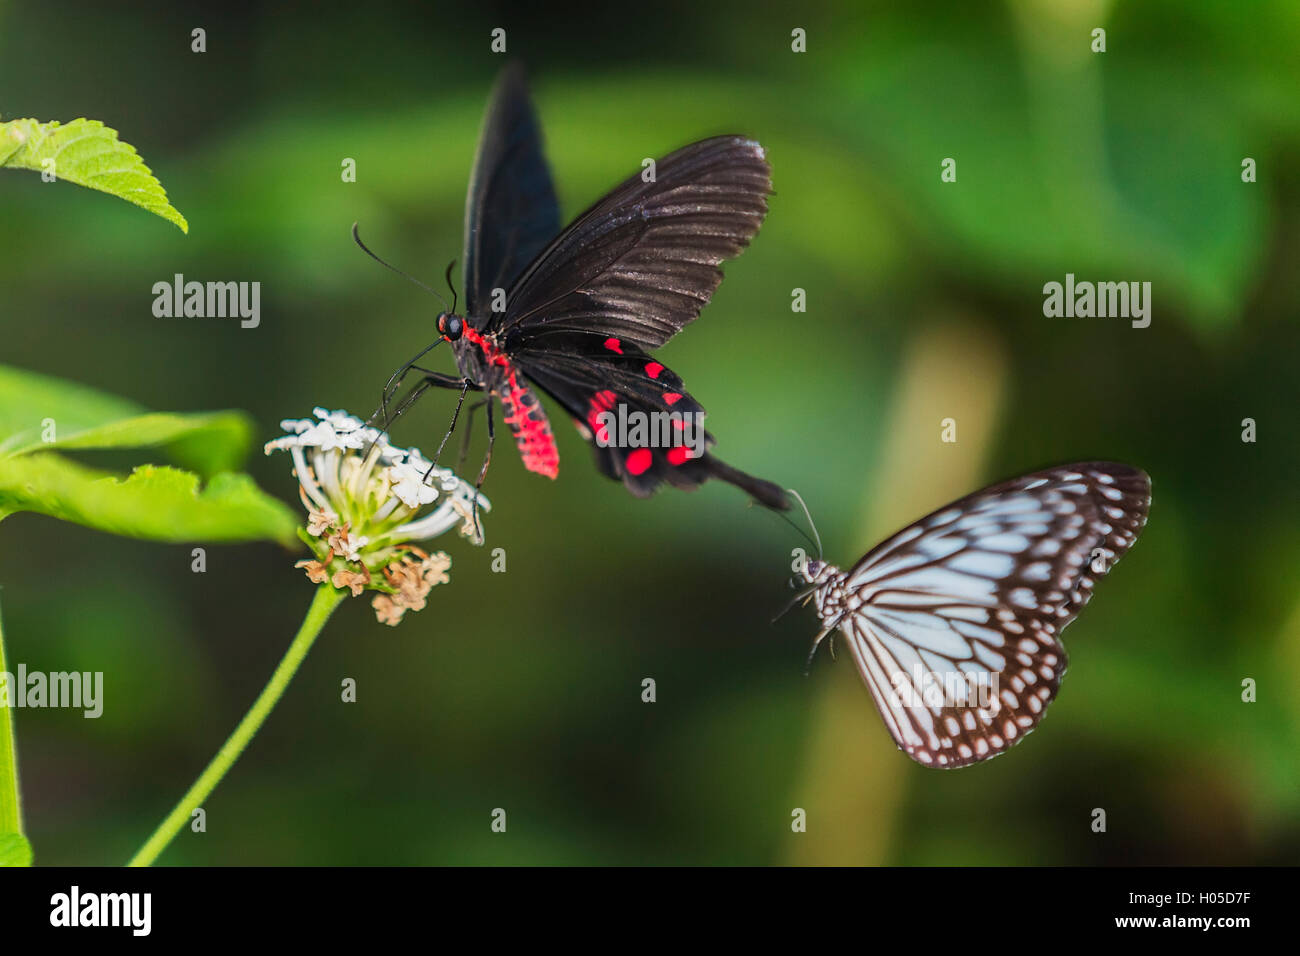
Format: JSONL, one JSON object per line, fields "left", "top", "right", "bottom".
{"left": 456, "top": 399, "right": 489, "bottom": 471}
{"left": 476, "top": 397, "right": 496, "bottom": 485}
{"left": 371, "top": 368, "right": 464, "bottom": 442}
{"left": 803, "top": 624, "right": 837, "bottom": 676}
{"left": 370, "top": 343, "right": 450, "bottom": 432}
{"left": 373, "top": 367, "right": 410, "bottom": 433}
{"left": 358, "top": 373, "right": 439, "bottom": 458}
{"left": 388, "top": 368, "right": 466, "bottom": 420}
{"left": 367, "top": 366, "right": 468, "bottom": 457}
{"left": 771, "top": 581, "right": 822, "bottom": 625}
{"left": 427, "top": 379, "right": 473, "bottom": 472}
{"left": 468, "top": 397, "right": 496, "bottom": 540}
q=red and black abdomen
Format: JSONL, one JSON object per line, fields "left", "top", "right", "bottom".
{"left": 461, "top": 326, "right": 560, "bottom": 478}
{"left": 496, "top": 364, "right": 559, "bottom": 478}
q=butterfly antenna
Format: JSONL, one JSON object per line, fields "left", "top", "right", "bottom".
{"left": 352, "top": 223, "right": 451, "bottom": 310}
{"left": 444, "top": 260, "right": 458, "bottom": 314}
{"left": 786, "top": 488, "right": 823, "bottom": 560}
{"left": 767, "top": 499, "right": 818, "bottom": 556}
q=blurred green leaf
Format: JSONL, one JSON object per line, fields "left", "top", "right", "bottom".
{"left": 0, "top": 834, "right": 32, "bottom": 867}
{"left": 0, "top": 456, "right": 297, "bottom": 544}
{"left": 0, "top": 364, "right": 250, "bottom": 477}
{"left": 820, "top": 13, "right": 1266, "bottom": 331}
{"left": 0, "top": 599, "right": 25, "bottom": 866}
{"left": 0, "top": 117, "right": 188, "bottom": 232}
{"left": 10, "top": 411, "right": 251, "bottom": 475}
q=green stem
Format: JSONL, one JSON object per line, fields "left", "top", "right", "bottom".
{"left": 0, "top": 599, "right": 24, "bottom": 838}
{"left": 127, "top": 584, "right": 346, "bottom": 867}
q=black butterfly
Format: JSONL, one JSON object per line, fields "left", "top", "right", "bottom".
{"left": 795, "top": 462, "right": 1151, "bottom": 768}
{"left": 371, "top": 64, "right": 788, "bottom": 511}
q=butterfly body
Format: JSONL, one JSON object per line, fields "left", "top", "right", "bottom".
{"left": 399, "top": 64, "right": 788, "bottom": 511}
{"left": 801, "top": 559, "right": 851, "bottom": 626}
{"left": 450, "top": 321, "right": 560, "bottom": 478}
{"left": 798, "top": 463, "right": 1151, "bottom": 768}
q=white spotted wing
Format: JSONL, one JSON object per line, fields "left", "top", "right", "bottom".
{"left": 806, "top": 462, "right": 1150, "bottom": 768}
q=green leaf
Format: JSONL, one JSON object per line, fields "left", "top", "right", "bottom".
{"left": 0, "top": 456, "right": 297, "bottom": 545}
{"left": 0, "top": 364, "right": 250, "bottom": 477}
{"left": 0, "top": 601, "right": 26, "bottom": 865}
{"left": 0, "top": 834, "right": 32, "bottom": 867}
{"left": 10, "top": 411, "right": 252, "bottom": 477}
{"left": 0, "top": 117, "right": 188, "bottom": 233}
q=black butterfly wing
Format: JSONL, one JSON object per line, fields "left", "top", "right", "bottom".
{"left": 835, "top": 462, "right": 1151, "bottom": 768}
{"left": 511, "top": 332, "right": 787, "bottom": 509}
{"left": 489, "top": 135, "right": 771, "bottom": 348}
{"left": 463, "top": 63, "right": 561, "bottom": 323}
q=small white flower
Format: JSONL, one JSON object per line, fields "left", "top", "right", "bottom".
{"left": 313, "top": 407, "right": 360, "bottom": 430}
{"left": 308, "top": 423, "right": 355, "bottom": 453}
{"left": 266, "top": 408, "right": 489, "bottom": 625}
{"left": 277, "top": 417, "right": 314, "bottom": 435}
{"left": 390, "top": 461, "right": 441, "bottom": 509}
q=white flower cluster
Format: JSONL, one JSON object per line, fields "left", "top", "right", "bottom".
{"left": 265, "top": 408, "right": 488, "bottom": 625}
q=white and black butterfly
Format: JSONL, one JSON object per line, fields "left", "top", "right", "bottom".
{"left": 795, "top": 462, "right": 1150, "bottom": 769}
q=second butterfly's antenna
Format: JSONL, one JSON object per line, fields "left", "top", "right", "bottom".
{"left": 766, "top": 489, "right": 820, "bottom": 559}
{"left": 786, "top": 488, "right": 823, "bottom": 561}
{"left": 352, "top": 223, "right": 451, "bottom": 310}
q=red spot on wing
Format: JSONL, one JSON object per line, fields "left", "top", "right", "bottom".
{"left": 645, "top": 362, "right": 664, "bottom": 379}
{"left": 587, "top": 389, "right": 617, "bottom": 446}
{"left": 626, "top": 448, "right": 652, "bottom": 475}
{"left": 667, "top": 446, "right": 691, "bottom": 466}
{"left": 663, "top": 392, "right": 683, "bottom": 405}
{"left": 604, "top": 337, "right": 623, "bottom": 354}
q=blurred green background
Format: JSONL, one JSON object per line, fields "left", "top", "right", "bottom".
{"left": 1, "top": 0, "right": 1297, "bottom": 865}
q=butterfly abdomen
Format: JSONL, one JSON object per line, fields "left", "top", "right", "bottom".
{"left": 499, "top": 370, "right": 559, "bottom": 478}
{"left": 701, "top": 454, "right": 790, "bottom": 511}
{"left": 464, "top": 325, "right": 560, "bottom": 478}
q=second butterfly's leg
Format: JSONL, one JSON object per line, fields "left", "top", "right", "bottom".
{"left": 803, "top": 625, "right": 837, "bottom": 676}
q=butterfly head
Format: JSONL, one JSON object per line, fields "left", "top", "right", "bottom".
{"left": 796, "top": 557, "right": 846, "bottom": 621}
{"left": 437, "top": 312, "right": 464, "bottom": 342}
{"left": 799, "top": 557, "right": 835, "bottom": 586}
